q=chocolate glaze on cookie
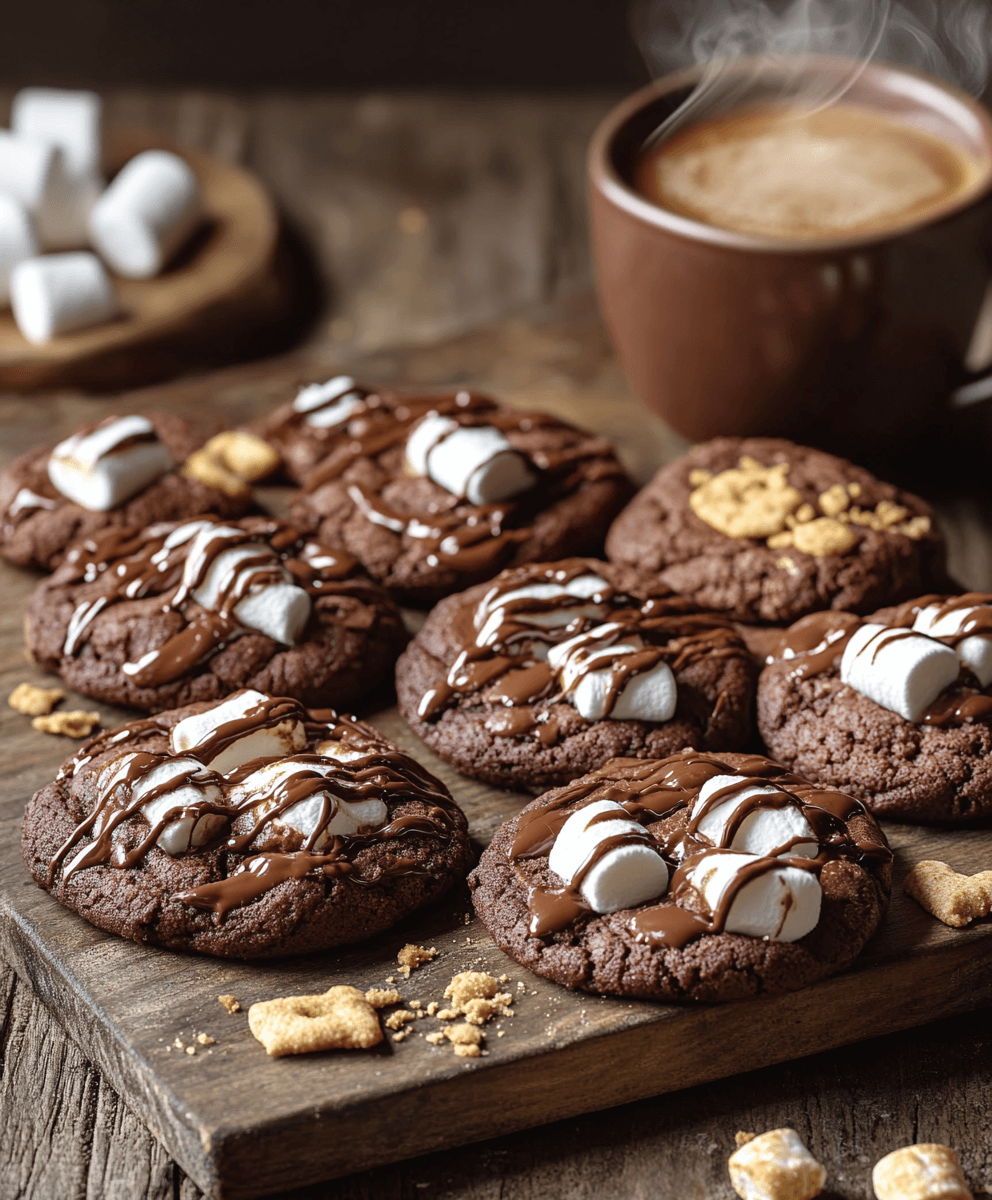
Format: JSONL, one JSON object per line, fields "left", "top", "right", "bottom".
{"left": 22, "top": 693, "right": 473, "bottom": 957}
{"left": 396, "top": 559, "right": 756, "bottom": 794}
{"left": 272, "top": 384, "right": 634, "bottom": 604}
{"left": 0, "top": 412, "right": 251, "bottom": 572}
{"left": 26, "top": 514, "right": 406, "bottom": 713}
{"left": 758, "top": 594, "right": 992, "bottom": 820}
{"left": 469, "top": 751, "right": 891, "bottom": 1002}
{"left": 606, "top": 437, "right": 950, "bottom": 625}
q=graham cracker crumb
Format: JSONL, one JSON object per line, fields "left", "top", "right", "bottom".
{"left": 199, "top": 430, "right": 279, "bottom": 483}
{"left": 392, "top": 1029, "right": 411, "bottom": 1043}
{"left": 766, "top": 530, "right": 794, "bottom": 549}
{"left": 791, "top": 516, "right": 857, "bottom": 557}
{"left": 817, "top": 484, "right": 850, "bottom": 517}
{"left": 517, "top": 981, "right": 526, "bottom": 992}
{"left": 183, "top": 448, "right": 251, "bottom": 499}
{"left": 453, "top": 1043, "right": 481, "bottom": 1058}
{"left": 426, "top": 1001, "right": 439, "bottom": 1016}
{"left": 218, "top": 994, "right": 241, "bottom": 1014}
{"left": 385, "top": 975, "right": 395, "bottom": 984}
{"left": 365, "top": 987, "right": 402, "bottom": 1008}
{"left": 32, "top": 710, "right": 100, "bottom": 738}
{"left": 9, "top": 682, "right": 63, "bottom": 716}
{"left": 184, "top": 1045, "right": 196, "bottom": 1056}
{"left": 441, "top": 972, "right": 513, "bottom": 1026}
{"left": 905, "top": 860, "right": 992, "bottom": 927}
{"left": 384, "top": 1010, "right": 416, "bottom": 1031}
{"left": 847, "top": 482, "right": 861, "bottom": 497}
{"left": 464, "top": 912, "right": 471, "bottom": 924}
{"left": 437, "top": 1008, "right": 459, "bottom": 1021}
{"left": 689, "top": 456, "right": 801, "bottom": 539}
{"left": 688, "top": 468, "right": 712, "bottom": 487}
{"left": 497, "top": 1030, "right": 506, "bottom": 1038}
{"left": 425, "top": 1031, "right": 446, "bottom": 1045}
{"left": 735, "top": 1131, "right": 757, "bottom": 1148}
{"left": 397, "top": 944, "right": 437, "bottom": 977}
{"left": 498, "top": 975, "right": 509, "bottom": 983}
{"left": 409, "top": 1000, "right": 422, "bottom": 1010}
{"left": 446, "top": 1023, "right": 483, "bottom": 1046}
{"left": 172, "top": 1037, "right": 183, "bottom": 1049}
{"left": 195, "top": 1033, "right": 215, "bottom": 1046}
{"left": 248, "top": 985, "right": 383, "bottom": 1056}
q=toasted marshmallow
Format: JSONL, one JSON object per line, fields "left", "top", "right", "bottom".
{"left": 683, "top": 851, "right": 821, "bottom": 942}
{"left": 293, "top": 376, "right": 366, "bottom": 428}
{"left": 913, "top": 602, "right": 992, "bottom": 687}
{"left": 0, "top": 194, "right": 37, "bottom": 302}
{"left": 232, "top": 757, "right": 388, "bottom": 850}
{"left": 47, "top": 416, "right": 172, "bottom": 511}
{"left": 691, "top": 776, "right": 818, "bottom": 859}
{"left": 547, "top": 625, "right": 677, "bottom": 723}
{"left": 406, "top": 413, "right": 536, "bottom": 505}
{"left": 548, "top": 799, "right": 669, "bottom": 914}
{"left": 474, "top": 575, "right": 609, "bottom": 648}
{"left": 840, "top": 623, "right": 960, "bottom": 722}
{"left": 11, "top": 251, "right": 116, "bottom": 343}
{"left": 170, "top": 689, "right": 307, "bottom": 773}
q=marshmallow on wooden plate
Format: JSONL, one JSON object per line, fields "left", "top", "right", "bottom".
{"left": 690, "top": 776, "right": 818, "bottom": 859}
{"left": 11, "top": 251, "right": 116, "bottom": 343}
{"left": 0, "top": 195, "right": 37, "bottom": 303}
{"left": 171, "top": 689, "right": 307, "bottom": 774}
{"left": 682, "top": 851, "right": 821, "bottom": 942}
{"left": 232, "top": 757, "right": 388, "bottom": 850}
{"left": 293, "top": 375, "right": 366, "bottom": 428}
{"left": 547, "top": 623, "right": 677, "bottom": 722}
{"left": 89, "top": 150, "right": 201, "bottom": 279}
{"left": 406, "top": 412, "right": 536, "bottom": 505}
{"left": 47, "top": 415, "right": 172, "bottom": 511}
{"left": 474, "top": 575, "right": 609, "bottom": 648}
{"left": 913, "top": 602, "right": 992, "bottom": 687}
{"left": 548, "top": 799, "right": 669, "bottom": 914}
{"left": 840, "top": 623, "right": 960, "bottom": 722}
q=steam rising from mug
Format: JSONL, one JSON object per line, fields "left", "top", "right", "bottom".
{"left": 631, "top": 0, "right": 992, "bottom": 143}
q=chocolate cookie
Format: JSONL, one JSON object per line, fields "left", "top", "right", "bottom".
{"left": 605, "top": 436, "right": 950, "bottom": 625}
{"left": 0, "top": 412, "right": 252, "bottom": 571}
{"left": 758, "top": 594, "right": 992, "bottom": 821}
{"left": 469, "top": 751, "right": 891, "bottom": 1002}
{"left": 267, "top": 377, "right": 634, "bottom": 605}
{"left": 396, "top": 559, "right": 756, "bottom": 794}
{"left": 26, "top": 514, "right": 406, "bottom": 713}
{"left": 22, "top": 692, "right": 473, "bottom": 957}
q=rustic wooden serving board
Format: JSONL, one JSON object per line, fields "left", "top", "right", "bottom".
{"left": 2, "top": 348, "right": 992, "bottom": 1198}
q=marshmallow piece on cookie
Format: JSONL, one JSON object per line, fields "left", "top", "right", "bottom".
{"left": 406, "top": 413, "right": 536, "bottom": 505}
{"left": 683, "top": 851, "right": 821, "bottom": 942}
{"left": 47, "top": 415, "right": 173, "bottom": 511}
{"left": 234, "top": 583, "right": 312, "bottom": 646}
{"left": 728, "top": 1128, "right": 827, "bottom": 1200}
{"left": 89, "top": 150, "right": 201, "bottom": 279}
{"left": 840, "top": 623, "right": 960, "bottom": 722}
{"left": 872, "top": 1144, "right": 972, "bottom": 1200}
{"left": 547, "top": 624, "right": 677, "bottom": 723}
{"left": 691, "top": 776, "right": 818, "bottom": 858}
{"left": 12, "top": 251, "right": 116, "bottom": 343}
{"left": 474, "top": 575, "right": 609, "bottom": 647}
{"left": 293, "top": 375, "right": 365, "bottom": 428}
{"left": 171, "top": 689, "right": 307, "bottom": 773}
{"left": 913, "top": 603, "right": 992, "bottom": 687}
{"left": 548, "top": 799, "right": 669, "bottom": 913}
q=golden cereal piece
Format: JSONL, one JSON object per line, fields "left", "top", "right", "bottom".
{"left": 32, "top": 710, "right": 100, "bottom": 738}
{"left": 728, "top": 1128, "right": 827, "bottom": 1200}
{"left": 875, "top": 499, "right": 909, "bottom": 527}
{"left": 201, "top": 430, "right": 280, "bottom": 483}
{"left": 9, "top": 682, "right": 64, "bottom": 716}
{"left": 872, "top": 1144, "right": 972, "bottom": 1200}
{"left": 397, "top": 943, "right": 437, "bottom": 977}
{"left": 791, "top": 517, "right": 857, "bottom": 557}
{"left": 365, "top": 987, "right": 402, "bottom": 1009}
{"left": 218, "top": 994, "right": 241, "bottom": 1014}
{"left": 904, "top": 860, "right": 992, "bottom": 928}
{"left": 688, "top": 468, "right": 713, "bottom": 487}
{"left": 817, "top": 484, "right": 850, "bottom": 517}
{"left": 183, "top": 448, "right": 250, "bottom": 499}
{"left": 847, "top": 482, "right": 861, "bottom": 497}
{"left": 248, "top": 985, "right": 382, "bottom": 1056}
{"left": 689, "top": 457, "right": 802, "bottom": 539}
{"left": 767, "top": 531, "right": 795, "bottom": 549}
{"left": 895, "top": 515, "right": 932, "bottom": 540}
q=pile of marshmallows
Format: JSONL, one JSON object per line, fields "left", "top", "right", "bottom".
{"left": 0, "top": 88, "right": 201, "bottom": 343}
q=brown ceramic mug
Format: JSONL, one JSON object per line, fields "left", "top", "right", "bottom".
{"left": 588, "top": 58, "right": 992, "bottom": 457}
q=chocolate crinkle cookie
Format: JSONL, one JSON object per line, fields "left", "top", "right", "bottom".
{"left": 396, "top": 558, "right": 756, "bottom": 794}
{"left": 22, "top": 692, "right": 473, "bottom": 957}
{"left": 758, "top": 593, "right": 992, "bottom": 821}
{"left": 605, "top": 436, "right": 951, "bottom": 625}
{"left": 26, "top": 513, "right": 406, "bottom": 713}
{"left": 264, "top": 375, "right": 634, "bottom": 605}
{"left": 469, "top": 750, "right": 891, "bottom": 1002}
{"left": 0, "top": 412, "right": 253, "bottom": 572}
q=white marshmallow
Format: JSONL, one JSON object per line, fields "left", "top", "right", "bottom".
{"left": 11, "top": 251, "right": 116, "bottom": 343}
{"left": 293, "top": 376, "right": 365, "bottom": 428}
{"left": 97, "top": 754, "right": 225, "bottom": 857}
{"left": 913, "top": 603, "right": 992, "bottom": 687}
{"left": 0, "top": 195, "right": 37, "bottom": 302}
{"left": 189, "top": 541, "right": 286, "bottom": 609}
{"left": 8, "top": 487, "right": 56, "bottom": 516}
{"left": 406, "top": 414, "right": 536, "bottom": 505}
{"left": 187, "top": 540, "right": 311, "bottom": 644}
{"left": 234, "top": 583, "right": 312, "bottom": 645}
{"left": 314, "top": 739, "right": 368, "bottom": 762}
{"left": 548, "top": 799, "right": 669, "bottom": 914}
{"left": 547, "top": 624, "right": 677, "bottom": 723}
{"left": 89, "top": 150, "right": 201, "bottom": 279}
{"left": 691, "top": 776, "right": 818, "bottom": 858}
{"left": 12, "top": 89, "right": 102, "bottom": 183}
{"left": 684, "top": 851, "right": 822, "bottom": 942}
{"left": 170, "top": 689, "right": 307, "bottom": 773}
{"left": 47, "top": 415, "right": 172, "bottom": 511}
{"left": 840, "top": 622, "right": 961, "bottom": 722}
{"left": 474, "top": 575, "right": 609, "bottom": 648}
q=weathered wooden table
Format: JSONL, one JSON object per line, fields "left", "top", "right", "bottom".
{"left": 2, "top": 89, "right": 992, "bottom": 1200}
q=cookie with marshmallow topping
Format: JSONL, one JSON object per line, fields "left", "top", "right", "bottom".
{"left": 469, "top": 750, "right": 891, "bottom": 1002}
{"left": 21, "top": 692, "right": 472, "bottom": 957}
{"left": 758, "top": 594, "right": 992, "bottom": 820}
{"left": 263, "top": 379, "right": 633, "bottom": 604}
{"left": 396, "top": 558, "right": 756, "bottom": 794}
{"left": 0, "top": 412, "right": 252, "bottom": 571}
{"left": 606, "top": 436, "right": 950, "bottom": 625}
{"left": 25, "top": 514, "right": 406, "bottom": 714}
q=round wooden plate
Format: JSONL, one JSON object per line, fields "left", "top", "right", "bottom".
{"left": 0, "top": 127, "right": 280, "bottom": 391}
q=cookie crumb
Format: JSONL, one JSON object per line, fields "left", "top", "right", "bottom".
{"left": 397, "top": 944, "right": 437, "bottom": 977}
{"left": 735, "top": 1131, "right": 757, "bottom": 1148}
{"left": 195, "top": 1033, "right": 215, "bottom": 1046}
{"left": 464, "top": 912, "right": 471, "bottom": 925}
{"left": 248, "top": 985, "right": 382, "bottom": 1056}
{"left": 365, "top": 987, "right": 402, "bottom": 1008}
{"left": 453, "top": 1043, "right": 481, "bottom": 1058}
{"left": 872, "top": 1144, "right": 971, "bottom": 1200}
{"left": 425, "top": 1031, "right": 446, "bottom": 1045}
{"left": 498, "top": 974, "right": 509, "bottom": 983}
{"left": 791, "top": 516, "right": 857, "bottom": 557}
{"left": 8, "top": 682, "right": 63, "bottom": 715}
{"left": 32, "top": 710, "right": 100, "bottom": 738}
{"left": 184, "top": 1045, "right": 196, "bottom": 1056}
{"left": 728, "top": 1128, "right": 826, "bottom": 1200}
{"left": 199, "top": 430, "right": 280, "bottom": 484}
{"left": 905, "top": 860, "right": 992, "bottom": 927}
{"left": 384, "top": 1010, "right": 416, "bottom": 1031}
{"left": 409, "top": 1000, "right": 422, "bottom": 1010}
{"left": 426, "top": 1001, "right": 439, "bottom": 1016}
{"left": 172, "top": 1037, "right": 183, "bottom": 1049}
{"left": 497, "top": 1030, "right": 506, "bottom": 1038}
{"left": 392, "top": 1029, "right": 411, "bottom": 1043}
{"left": 218, "top": 994, "right": 241, "bottom": 1014}
{"left": 442, "top": 972, "right": 513, "bottom": 1025}
{"left": 689, "top": 457, "right": 801, "bottom": 539}
{"left": 817, "top": 484, "right": 850, "bottom": 517}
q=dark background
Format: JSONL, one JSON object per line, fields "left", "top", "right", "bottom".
{"left": 1, "top": 0, "right": 649, "bottom": 90}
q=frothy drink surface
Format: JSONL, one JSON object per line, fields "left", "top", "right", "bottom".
{"left": 634, "top": 105, "right": 982, "bottom": 240}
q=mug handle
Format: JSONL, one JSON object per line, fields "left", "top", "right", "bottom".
{"left": 951, "top": 280, "right": 992, "bottom": 407}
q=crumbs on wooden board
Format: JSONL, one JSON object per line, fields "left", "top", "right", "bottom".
{"left": 32, "top": 709, "right": 100, "bottom": 738}
{"left": 8, "top": 682, "right": 64, "bottom": 715}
